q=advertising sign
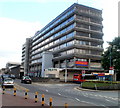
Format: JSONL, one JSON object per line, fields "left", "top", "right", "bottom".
{"left": 89, "top": 63, "right": 101, "bottom": 68}
{"left": 75, "top": 61, "right": 88, "bottom": 67}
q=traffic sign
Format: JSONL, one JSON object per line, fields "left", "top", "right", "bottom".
{"left": 109, "top": 67, "right": 114, "bottom": 75}
{"left": 82, "top": 70, "right": 85, "bottom": 77}
{"left": 109, "top": 67, "right": 114, "bottom": 70}
{"left": 82, "top": 70, "right": 85, "bottom": 74}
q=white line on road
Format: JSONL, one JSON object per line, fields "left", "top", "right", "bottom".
{"left": 105, "top": 99, "right": 117, "bottom": 104}
{"left": 99, "top": 95, "right": 103, "bottom": 97}
{"left": 83, "top": 94, "right": 89, "bottom": 97}
{"left": 46, "top": 89, "right": 48, "bottom": 92}
{"left": 81, "top": 100, "right": 92, "bottom": 104}
{"left": 105, "top": 99, "right": 111, "bottom": 102}
{"left": 75, "top": 98, "right": 80, "bottom": 101}
{"left": 100, "top": 104, "right": 108, "bottom": 108}
{"left": 58, "top": 93, "right": 61, "bottom": 95}
{"left": 111, "top": 98, "right": 118, "bottom": 100}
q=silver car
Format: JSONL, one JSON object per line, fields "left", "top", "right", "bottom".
{"left": 2, "top": 78, "right": 14, "bottom": 88}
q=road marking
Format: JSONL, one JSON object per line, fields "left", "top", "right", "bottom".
{"left": 83, "top": 94, "right": 88, "bottom": 97}
{"left": 100, "top": 104, "right": 109, "bottom": 108}
{"left": 58, "top": 93, "right": 61, "bottom": 95}
{"left": 46, "top": 89, "right": 48, "bottom": 92}
{"left": 81, "top": 100, "right": 91, "bottom": 104}
{"left": 105, "top": 99, "right": 111, "bottom": 102}
{"left": 75, "top": 98, "right": 80, "bottom": 101}
{"left": 104, "top": 96, "right": 108, "bottom": 98}
{"left": 111, "top": 98, "right": 118, "bottom": 100}
{"left": 98, "top": 95, "right": 103, "bottom": 97}
{"left": 105, "top": 99, "right": 117, "bottom": 104}
{"left": 89, "top": 94, "right": 93, "bottom": 95}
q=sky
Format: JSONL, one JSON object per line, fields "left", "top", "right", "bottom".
{"left": 0, "top": 0, "right": 119, "bottom": 69}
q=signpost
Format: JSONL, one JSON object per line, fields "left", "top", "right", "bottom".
{"left": 82, "top": 70, "right": 85, "bottom": 77}
{"left": 109, "top": 67, "right": 114, "bottom": 81}
{"left": 109, "top": 67, "right": 114, "bottom": 75}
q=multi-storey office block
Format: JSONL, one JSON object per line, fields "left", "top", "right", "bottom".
{"left": 22, "top": 3, "right": 104, "bottom": 77}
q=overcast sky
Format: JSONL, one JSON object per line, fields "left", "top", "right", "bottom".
{"left": 0, "top": 0, "right": 119, "bottom": 68}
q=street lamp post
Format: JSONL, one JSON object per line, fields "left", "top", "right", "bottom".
{"left": 109, "top": 45, "right": 120, "bottom": 81}
{"left": 109, "top": 46, "right": 113, "bottom": 81}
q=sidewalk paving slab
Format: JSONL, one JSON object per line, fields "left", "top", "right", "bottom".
{"left": 2, "top": 93, "right": 48, "bottom": 107}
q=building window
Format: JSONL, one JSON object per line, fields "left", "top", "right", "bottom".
{"left": 60, "top": 43, "right": 66, "bottom": 49}
{"left": 54, "top": 39, "right": 59, "bottom": 44}
{"left": 67, "top": 40, "right": 74, "bottom": 46}
{"left": 76, "top": 31, "right": 89, "bottom": 37}
{"left": 67, "top": 49, "right": 74, "bottom": 54}
{"left": 67, "top": 32, "right": 74, "bottom": 38}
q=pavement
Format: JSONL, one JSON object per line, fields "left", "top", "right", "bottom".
{"left": 2, "top": 93, "right": 48, "bottom": 107}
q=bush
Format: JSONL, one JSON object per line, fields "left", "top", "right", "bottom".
{"left": 81, "top": 81, "right": 120, "bottom": 90}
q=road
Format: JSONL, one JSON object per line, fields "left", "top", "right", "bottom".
{"left": 2, "top": 79, "right": 119, "bottom": 107}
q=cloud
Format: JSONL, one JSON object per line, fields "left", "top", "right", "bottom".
{"left": 102, "top": 0, "right": 118, "bottom": 49}
{"left": 0, "top": 0, "right": 75, "bottom": 3}
{"left": 0, "top": 17, "right": 42, "bottom": 68}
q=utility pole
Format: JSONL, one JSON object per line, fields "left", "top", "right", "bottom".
{"left": 109, "top": 46, "right": 112, "bottom": 68}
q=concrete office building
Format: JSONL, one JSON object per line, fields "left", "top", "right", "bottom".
{"left": 22, "top": 3, "right": 104, "bottom": 78}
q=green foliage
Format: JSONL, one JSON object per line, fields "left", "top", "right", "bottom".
{"left": 82, "top": 81, "right": 120, "bottom": 88}
{"left": 102, "top": 37, "right": 120, "bottom": 73}
{"left": 82, "top": 82, "right": 112, "bottom": 88}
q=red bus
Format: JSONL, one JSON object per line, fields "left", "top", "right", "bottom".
{"left": 73, "top": 74, "right": 98, "bottom": 83}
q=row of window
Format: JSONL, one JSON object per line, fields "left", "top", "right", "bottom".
{"left": 76, "top": 15, "right": 102, "bottom": 24}
{"left": 31, "top": 48, "right": 89, "bottom": 64}
{"left": 33, "top": 9, "right": 74, "bottom": 41}
{"left": 75, "top": 40, "right": 102, "bottom": 48}
{"left": 76, "top": 7, "right": 101, "bottom": 17}
{"left": 31, "top": 39, "right": 102, "bottom": 58}
{"left": 33, "top": 33, "right": 104, "bottom": 54}
{"left": 76, "top": 23, "right": 102, "bottom": 32}
{"left": 58, "top": 48, "right": 102, "bottom": 56}
{"left": 31, "top": 40, "right": 74, "bottom": 60}
{"left": 31, "top": 53, "right": 41, "bottom": 59}
{"left": 32, "top": 24, "right": 74, "bottom": 50}
{"left": 32, "top": 23, "right": 74, "bottom": 47}
{"left": 76, "top": 31, "right": 102, "bottom": 39}
{"left": 75, "top": 48, "right": 89, "bottom": 54}
{"left": 48, "top": 40, "right": 74, "bottom": 52}
{"left": 31, "top": 39, "right": 74, "bottom": 55}
{"left": 31, "top": 58, "right": 42, "bottom": 64}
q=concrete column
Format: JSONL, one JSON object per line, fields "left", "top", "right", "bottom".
{"left": 41, "top": 51, "right": 53, "bottom": 77}
{"left": 74, "top": 57, "right": 76, "bottom": 68}
{"left": 24, "top": 38, "right": 31, "bottom": 75}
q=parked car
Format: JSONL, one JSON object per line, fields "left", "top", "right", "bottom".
{"left": 1, "top": 78, "right": 14, "bottom": 88}
{"left": 1, "top": 74, "right": 10, "bottom": 81}
{"left": 21, "top": 76, "right": 32, "bottom": 84}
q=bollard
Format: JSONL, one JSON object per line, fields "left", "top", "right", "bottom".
{"left": 2, "top": 86, "right": 5, "bottom": 94}
{"left": 41, "top": 94, "right": 45, "bottom": 106}
{"left": 49, "top": 97, "right": 52, "bottom": 108}
{"left": 65, "top": 103, "right": 68, "bottom": 108}
{"left": 24, "top": 89, "right": 28, "bottom": 99}
{"left": 35, "top": 92, "right": 38, "bottom": 103}
{"left": 13, "top": 87, "right": 16, "bottom": 96}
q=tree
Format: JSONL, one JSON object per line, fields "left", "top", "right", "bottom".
{"left": 102, "top": 37, "right": 120, "bottom": 75}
